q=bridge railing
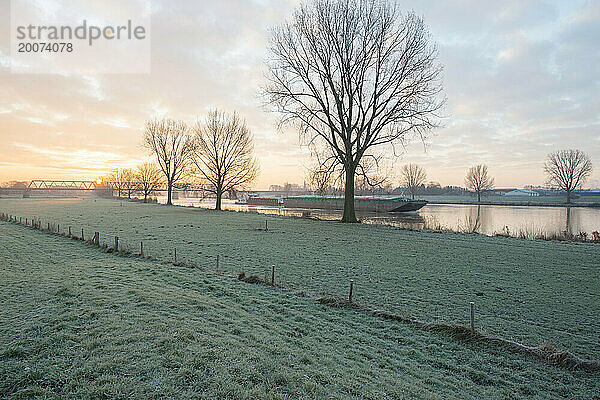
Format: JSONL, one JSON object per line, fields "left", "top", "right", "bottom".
{"left": 1, "top": 180, "right": 208, "bottom": 192}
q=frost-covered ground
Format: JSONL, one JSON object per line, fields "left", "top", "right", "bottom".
{"left": 1, "top": 197, "right": 598, "bottom": 361}
{"left": 1, "top": 221, "right": 599, "bottom": 399}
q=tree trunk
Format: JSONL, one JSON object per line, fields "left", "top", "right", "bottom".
{"left": 566, "top": 190, "right": 571, "bottom": 204}
{"left": 144, "top": 192, "right": 148, "bottom": 202}
{"left": 215, "top": 187, "right": 222, "bottom": 211}
{"left": 167, "top": 181, "right": 173, "bottom": 205}
{"left": 342, "top": 165, "right": 358, "bottom": 223}
{"left": 477, "top": 191, "right": 481, "bottom": 203}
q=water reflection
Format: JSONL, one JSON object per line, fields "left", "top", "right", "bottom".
{"left": 163, "top": 197, "right": 600, "bottom": 238}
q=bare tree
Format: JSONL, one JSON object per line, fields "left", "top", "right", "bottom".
{"left": 104, "top": 170, "right": 119, "bottom": 197}
{"left": 191, "top": 110, "right": 259, "bottom": 210}
{"left": 136, "top": 162, "right": 163, "bottom": 202}
{"left": 401, "top": 163, "right": 426, "bottom": 199}
{"left": 465, "top": 164, "right": 494, "bottom": 203}
{"left": 121, "top": 168, "right": 136, "bottom": 199}
{"left": 264, "top": 0, "right": 443, "bottom": 222}
{"left": 143, "top": 119, "right": 195, "bottom": 205}
{"left": 105, "top": 168, "right": 131, "bottom": 198}
{"left": 544, "top": 149, "right": 593, "bottom": 204}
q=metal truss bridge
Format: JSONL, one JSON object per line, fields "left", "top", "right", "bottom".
{"left": 0, "top": 180, "right": 207, "bottom": 192}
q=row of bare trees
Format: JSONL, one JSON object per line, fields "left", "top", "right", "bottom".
{"left": 398, "top": 149, "right": 593, "bottom": 204}
{"left": 102, "top": 0, "right": 593, "bottom": 218}
{"left": 104, "top": 163, "right": 163, "bottom": 202}
{"left": 143, "top": 110, "right": 259, "bottom": 209}
{"left": 400, "top": 163, "right": 493, "bottom": 202}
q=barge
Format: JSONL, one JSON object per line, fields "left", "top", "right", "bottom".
{"left": 247, "top": 196, "right": 427, "bottom": 213}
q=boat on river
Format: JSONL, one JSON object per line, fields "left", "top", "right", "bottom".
{"left": 247, "top": 196, "right": 427, "bottom": 213}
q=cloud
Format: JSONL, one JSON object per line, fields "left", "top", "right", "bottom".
{"left": 0, "top": 0, "right": 598, "bottom": 188}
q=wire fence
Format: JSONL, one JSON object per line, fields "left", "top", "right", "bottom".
{"left": 1, "top": 209, "right": 599, "bottom": 371}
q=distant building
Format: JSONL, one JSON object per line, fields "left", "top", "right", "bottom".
{"left": 504, "top": 189, "right": 539, "bottom": 197}
{"left": 576, "top": 190, "right": 600, "bottom": 197}
{"left": 493, "top": 188, "right": 516, "bottom": 196}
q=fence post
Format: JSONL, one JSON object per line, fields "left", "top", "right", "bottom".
{"left": 57, "top": 224, "right": 60, "bottom": 234}
{"left": 265, "top": 219, "right": 268, "bottom": 231}
{"left": 174, "top": 248, "right": 177, "bottom": 263}
{"left": 271, "top": 265, "right": 275, "bottom": 286}
{"left": 69, "top": 226, "right": 71, "bottom": 236}
{"left": 470, "top": 302, "right": 475, "bottom": 331}
{"left": 81, "top": 228, "right": 84, "bottom": 241}
{"left": 114, "top": 236, "right": 119, "bottom": 251}
{"left": 216, "top": 254, "right": 220, "bottom": 270}
{"left": 47, "top": 222, "right": 50, "bottom": 231}
{"left": 349, "top": 280, "right": 354, "bottom": 303}
{"left": 140, "top": 241, "right": 144, "bottom": 256}
{"left": 26, "top": 218, "right": 28, "bottom": 226}
{"left": 94, "top": 232, "right": 99, "bottom": 245}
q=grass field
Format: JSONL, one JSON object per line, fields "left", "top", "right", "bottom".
{"left": 0, "top": 197, "right": 599, "bottom": 363}
{"left": 1, "top": 221, "right": 599, "bottom": 399}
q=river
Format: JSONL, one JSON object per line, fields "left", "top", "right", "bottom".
{"left": 159, "top": 197, "right": 600, "bottom": 238}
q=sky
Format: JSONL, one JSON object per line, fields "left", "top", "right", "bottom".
{"left": 0, "top": 0, "right": 599, "bottom": 189}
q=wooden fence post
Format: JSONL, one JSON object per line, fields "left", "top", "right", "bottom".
{"left": 349, "top": 280, "right": 354, "bottom": 303}
{"left": 470, "top": 302, "right": 475, "bottom": 331}
{"left": 174, "top": 248, "right": 177, "bottom": 263}
{"left": 140, "top": 241, "right": 144, "bottom": 256}
{"left": 114, "top": 236, "right": 119, "bottom": 251}
{"left": 68, "top": 226, "right": 71, "bottom": 236}
{"left": 271, "top": 265, "right": 275, "bottom": 286}
{"left": 81, "top": 228, "right": 84, "bottom": 240}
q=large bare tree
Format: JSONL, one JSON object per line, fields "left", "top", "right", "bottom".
{"left": 401, "top": 163, "right": 426, "bottom": 199}
{"left": 544, "top": 149, "right": 593, "bottom": 204}
{"left": 264, "top": 0, "right": 443, "bottom": 222}
{"left": 191, "top": 110, "right": 259, "bottom": 210}
{"left": 465, "top": 164, "right": 494, "bottom": 203}
{"left": 143, "top": 119, "right": 195, "bottom": 205}
{"left": 136, "top": 162, "right": 163, "bottom": 202}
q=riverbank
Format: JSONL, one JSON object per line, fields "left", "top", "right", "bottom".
{"left": 1, "top": 197, "right": 598, "bottom": 361}
{"left": 422, "top": 195, "right": 600, "bottom": 208}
